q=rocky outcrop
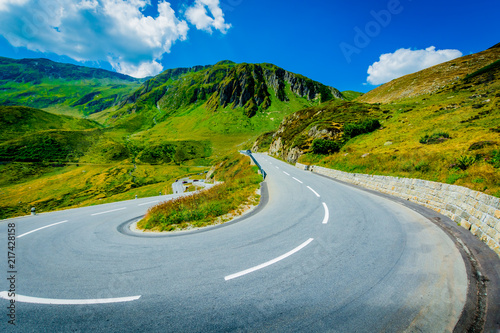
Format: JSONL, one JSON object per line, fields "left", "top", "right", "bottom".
{"left": 205, "top": 63, "right": 343, "bottom": 116}
{"left": 121, "top": 61, "right": 343, "bottom": 118}
{"left": 268, "top": 135, "right": 306, "bottom": 164}
{"left": 263, "top": 67, "right": 343, "bottom": 103}
{"left": 262, "top": 99, "right": 378, "bottom": 164}
{"left": 267, "top": 120, "right": 343, "bottom": 164}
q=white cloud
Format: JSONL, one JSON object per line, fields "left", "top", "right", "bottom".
{"left": 0, "top": 0, "right": 230, "bottom": 77}
{"left": 0, "top": 0, "right": 30, "bottom": 11}
{"left": 185, "top": 0, "right": 231, "bottom": 33}
{"left": 109, "top": 59, "right": 163, "bottom": 78}
{"left": 366, "top": 46, "right": 463, "bottom": 85}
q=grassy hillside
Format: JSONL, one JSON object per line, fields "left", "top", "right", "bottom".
{"left": 341, "top": 91, "right": 364, "bottom": 101}
{"left": 106, "top": 61, "right": 344, "bottom": 159}
{"left": 0, "top": 105, "right": 99, "bottom": 142}
{"left": 358, "top": 43, "right": 500, "bottom": 104}
{"left": 267, "top": 50, "right": 500, "bottom": 197}
{"left": 0, "top": 57, "right": 142, "bottom": 116}
{"left": 0, "top": 59, "right": 344, "bottom": 218}
{"left": 0, "top": 104, "right": 211, "bottom": 218}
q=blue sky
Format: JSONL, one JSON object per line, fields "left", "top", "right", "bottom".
{"left": 0, "top": 0, "right": 498, "bottom": 93}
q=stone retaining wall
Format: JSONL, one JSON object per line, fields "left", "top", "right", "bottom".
{"left": 296, "top": 162, "right": 500, "bottom": 256}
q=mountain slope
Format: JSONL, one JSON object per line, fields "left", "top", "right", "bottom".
{"left": 105, "top": 61, "right": 344, "bottom": 157}
{"left": 0, "top": 57, "right": 142, "bottom": 115}
{"left": 118, "top": 61, "right": 342, "bottom": 118}
{"left": 0, "top": 58, "right": 345, "bottom": 218}
{"left": 358, "top": 43, "right": 500, "bottom": 104}
{"left": 0, "top": 57, "right": 138, "bottom": 83}
{"left": 110, "top": 61, "right": 343, "bottom": 131}
{"left": 263, "top": 45, "right": 500, "bottom": 197}
{"left": 0, "top": 105, "right": 99, "bottom": 142}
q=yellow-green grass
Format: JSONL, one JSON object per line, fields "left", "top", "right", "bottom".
{"left": 127, "top": 103, "right": 290, "bottom": 158}
{"left": 0, "top": 162, "right": 209, "bottom": 219}
{"left": 300, "top": 83, "right": 500, "bottom": 196}
{"left": 138, "top": 153, "right": 262, "bottom": 231}
{"left": 358, "top": 45, "right": 500, "bottom": 104}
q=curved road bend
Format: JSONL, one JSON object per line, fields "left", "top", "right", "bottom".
{"left": 0, "top": 153, "right": 468, "bottom": 332}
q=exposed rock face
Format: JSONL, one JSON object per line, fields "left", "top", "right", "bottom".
{"left": 268, "top": 122, "right": 343, "bottom": 164}
{"left": 285, "top": 147, "right": 303, "bottom": 164}
{"left": 206, "top": 63, "right": 342, "bottom": 116}
{"left": 122, "top": 61, "right": 343, "bottom": 118}
{"left": 268, "top": 136, "right": 283, "bottom": 156}
{"left": 251, "top": 141, "right": 259, "bottom": 153}
{"left": 264, "top": 102, "right": 351, "bottom": 164}
{"left": 268, "top": 136, "right": 303, "bottom": 164}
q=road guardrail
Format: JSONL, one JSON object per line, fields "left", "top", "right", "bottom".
{"left": 240, "top": 150, "right": 267, "bottom": 180}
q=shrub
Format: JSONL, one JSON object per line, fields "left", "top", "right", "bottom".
{"left": 455, "top": 155, "right": 476, "bottom": 170}
{"left": 414, "top": 161, "right": 430, "bottom": 172}
{"left": 487, "top": 150, "right": 500, "bottom": 168}
{"left": 419, "top": 132, "right": 450, "bottom": 144}
{"left": 291, "top": 134, "right": 308, "bottom": 149}
{"left": 311, "top": 139, "right": 341, "bottom": 155}
{"left": 343, "top": 118, "right": 381, "bottom": 139}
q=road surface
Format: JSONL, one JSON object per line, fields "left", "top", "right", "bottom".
{"left": 0, "top": 153, "right": 470, "bottom": 332}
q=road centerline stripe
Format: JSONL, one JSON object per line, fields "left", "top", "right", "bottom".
{"left": 283, "top": 171, "right": 290, "bottom": 176}
{"left": 322, "top": 202, "right": 329, "bottom": 224}
{"left": 292, "top": 177, "right": 303, "bottom": 184}
{"left": 91, "top": 207, "right": 126, "bottom": 216}
{"left": 224, "top": 238, "right": 314, "bottom": 281}
{"left": 0, "top": 292, "right": 141, "bottom": 305}
{"left": 307, "top": 186, "right": 320, "bottom": 197}
{"left": 18, "top": 220, "right": 69, "bottom": 238}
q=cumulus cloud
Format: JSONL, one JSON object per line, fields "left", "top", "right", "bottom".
{"left": 366, "top": 46, "right": 463, "bottom": 85}
{"left": 185, "top": 0, "right": 231, "bottom": 33}
{"left": 0, "top": 0, "right": 231, "bottom": 77}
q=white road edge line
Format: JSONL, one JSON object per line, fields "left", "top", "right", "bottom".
{"left": 292, "top": 177, "right": 303, "bottom": 184}
{"left": 283, "top": 171, "right": 290, "bottom": 176}
{"left": 322, "top": 202, "right": 329, "bottom": 224}
{"left": 91, "top": 207, "right": 126, "bottom": 216}
{"left": 138, "top": 200, "right": 159, "bottom": 206}
{"left": 18, "top": 220, "right": 69, "bottom": 238}
{"left": 307, "top": 186, "right": 321, "bottom": 197}
{"left": 224, "top": 238, "right": 314, "bottom": 281}
{"left": 0, "top": 292, "right": 141, "bottom": 305}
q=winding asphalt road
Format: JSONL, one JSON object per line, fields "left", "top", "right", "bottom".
{"left": 0, "top": 153, "right": 472, "bottom": 332}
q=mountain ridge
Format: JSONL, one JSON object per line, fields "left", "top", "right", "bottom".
{"left": 0, "top": 56, "right": 142, "bottom": 115}
{"left": 357, "top": 44, "right": 500, "bottom": 104}
{"left": 0, "top": 56, "right": 140, "bottom": 84}
{"left": 117, "top": 61, "right": 343, "bottom": 119}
